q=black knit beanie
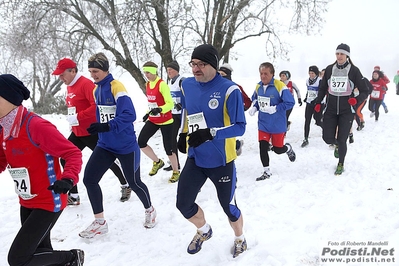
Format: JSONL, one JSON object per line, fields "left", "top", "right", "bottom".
{"left": 167, "top": 60, "right": 180, "bottom": 72}
{"left": 308, "top": 65, "right": 320, "bottom": 76}
{"left": 0, "top": 74, "right": 30, "bottom": 106}
{"left": 336, "top": 43, "right": 350, "bottom": 57}
{"left": 191, "top": 44, "right": 219, "bottom": 70}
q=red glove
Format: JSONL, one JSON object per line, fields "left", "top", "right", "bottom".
{"left": 314, "top": 104, "right": 321, "bottom": 113}
{"left": 348, "top": 98, "right": 357, "bottom": 106}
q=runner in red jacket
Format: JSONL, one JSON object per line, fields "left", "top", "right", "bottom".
{"left": 0, "top": 74, "right": 84, "bottom": 266}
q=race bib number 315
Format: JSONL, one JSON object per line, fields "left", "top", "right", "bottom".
{"left": 98, "top": 105, "right": 116, "bottom": 123}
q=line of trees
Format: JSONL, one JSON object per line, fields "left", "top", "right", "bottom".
{"left": 0, "top": 0, "right": 329, "bottom": 113}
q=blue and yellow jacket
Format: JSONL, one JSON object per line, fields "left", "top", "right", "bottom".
{"left": 181, "top": 73, "right": 246, "bottom": 168}
{"left": 252, "top": 77, "right": 295, "bottom": 133}
{"left": 93, "top": 73, "right": 138, "bottom": 154}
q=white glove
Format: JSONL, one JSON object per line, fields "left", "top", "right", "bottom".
{"left": 248, "top": 106, "right": 258, "bottom": 116}
{"left": 66, "top": 114, "right": 79, "bottom": 126}
{"left": 264, "top": 105, "right": 276, "bottom": 114}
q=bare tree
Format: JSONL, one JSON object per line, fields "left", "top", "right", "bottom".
{"left": 0, "top": 1, "right": 92, "bottom": 112}
{"left": 1, "top": 0, "right": 330, "bottom": 97}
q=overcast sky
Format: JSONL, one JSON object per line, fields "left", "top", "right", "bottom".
{"left": 232, "top": 0, "right": 399, "bottom": 81}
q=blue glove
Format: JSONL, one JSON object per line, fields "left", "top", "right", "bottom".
{"left": 48, "top": 179, "right": 73, "bottom": 194}
{"left": 87, "top": 122, "right": 110, "bottom": 135}
{"left": 188, "top": 129, "right": 213, "bottom": 147}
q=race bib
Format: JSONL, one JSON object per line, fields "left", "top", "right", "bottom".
{"left": 187, "top": 112, "right": 207, "bottom": 134}
{"left": 148, "top": 102, "right": 160, "bottom": 117}
{"left": 330, "top": 76, "right": 348, "bottom": 93}
{"left": 371, "top": 90, "right": 380, "bottom": 98}
{"left": 307, "top": 90, "right": 318, "bottom": 101}
{"left": 67, "top": 107, "right": 79, "bottom": 126}
{"left": 8, "top": 167, "right": 37, "bottom": 200}
{"left": 258, "top": 96, "right": 271, "bottom": 112}
{"left": 98, "top": 105, "right": 116, "bottom": 123}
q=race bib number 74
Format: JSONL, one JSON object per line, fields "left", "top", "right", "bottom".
{"left": 8, "top": 167, "right": 37, "bottom": 200}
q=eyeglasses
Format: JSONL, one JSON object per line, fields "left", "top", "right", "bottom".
{"left": 189, "top": 61, "right": 208, "bottom": 69}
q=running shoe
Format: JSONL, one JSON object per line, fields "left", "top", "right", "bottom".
{"left": 79, "top": 220, "right": 108, "bottom": 238}
{"left": 168, "top": 171, "right": 180, "bottom": 183}
{"left": 67, "top": 249, "right": 85, "bottom": 266}
{"left": 187, "top": 227, "right": 213, "bottom": 254}
{"left": 286, "top": 143, "right": 296, "bottom": 162}
{"left": 334, "top": 163, "right": 344, "bottom": 175}
{"left": 120, "top": 186, "right": 131, "bottom": 202}
{"left": 68, "top": 195, "right": 80, "bottom": 206}
{"left": 301, "top": 139, "right": 309, "bottom": 147}
{"left": 256, "top": 171, "right": 272, "bottom": 181}
{"left": 144, "top": 206, "right": 157, "bottom": 228}
{"left": 232, "top": 238, "right": 247, "bottom": 258}
{"left": 149, "top": 159, "right": 165, "bottom": 176}
{"left": 349, "top": 133, "right": 354, "bottom": 144}
{"left": 334, "top": 145, "right": 339, "bottom": 158}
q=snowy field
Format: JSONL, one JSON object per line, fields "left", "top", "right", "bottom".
{"left": 0, "top": 83, "right": 398, "bottom": 266}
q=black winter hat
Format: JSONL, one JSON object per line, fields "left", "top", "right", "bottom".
{"left": 191, "top": 44, "right": 219, "bottom": 70}
{"left": 336, "top": 43, "right": 350, "bottom": 57}
{"left": 308, "top": 65, "right": 320, "bottom": 76}
{"left": 167, "top": 60, "right": 180, "bottom": 72}
{"left": 279, "top": 70, "right": 291, "bottom": 80}
{"left": 219, "top": 63, "right": 233, "bottom": 80}
{"left": 0, "top": 74, "right": 30, "bottom": 106}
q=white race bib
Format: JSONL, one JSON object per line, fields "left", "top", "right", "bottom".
{"left": 148, "top": 103, "right": 160, "bottom": 117}
{"left": 330, "top": 76, "right": 348, "bottom": 93}
{"left": 67, "top": 107, "right": 79, "bottom": 126}
{"left": 371, "top": 90, "right": 380, "bottom": 98}
{"left": 258, "top": 96, "right": 271, "bottom": 113}
{"left": 187, "top": 112, "right": 207, "bottom": 134}
{"left": 307, "top": 90, "right": 318, "bottom": 101}
{"left": 8, "top": 167, "right": 37, "bottom": 200}
{"left": 98, "top": 105, "right": 116, "bottom": 123}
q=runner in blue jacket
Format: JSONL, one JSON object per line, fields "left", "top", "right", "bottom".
{"left": 248, "top": 62, "right": 296, "bottom": 181}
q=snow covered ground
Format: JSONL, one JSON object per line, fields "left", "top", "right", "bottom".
{"left": 1, "top": 83, "right": 398, "bottom": 266}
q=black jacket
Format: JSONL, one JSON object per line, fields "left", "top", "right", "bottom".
{"left": 315, "top": 62, "right": 368, "bottom": 115}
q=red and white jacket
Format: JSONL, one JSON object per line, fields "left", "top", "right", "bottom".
{"left": 66, "top": 74, "right": 97, "bottom": 137}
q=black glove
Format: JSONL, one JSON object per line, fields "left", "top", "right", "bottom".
{"left": 48, "top": 178, "right": 74, "bottom": 194}
{"left": 142, "top": 113, "right": 149, "bottom": 122}
{"left": 174, "top": 103, "right": 182, "bottom": 111}
{"left": 188, "top": 128, "right": 213, "bottom": 148}
{"left": 177, "top": 133, "right": 188, "bottom": 153}
{"left": 150, "top": 107, "right": 162, "bottom": 116}
{"left": 87, "top": 122, "right": 110, "bottom": 135}
{"left": 298, "top": 98, "right": 302, "bottom": 106}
